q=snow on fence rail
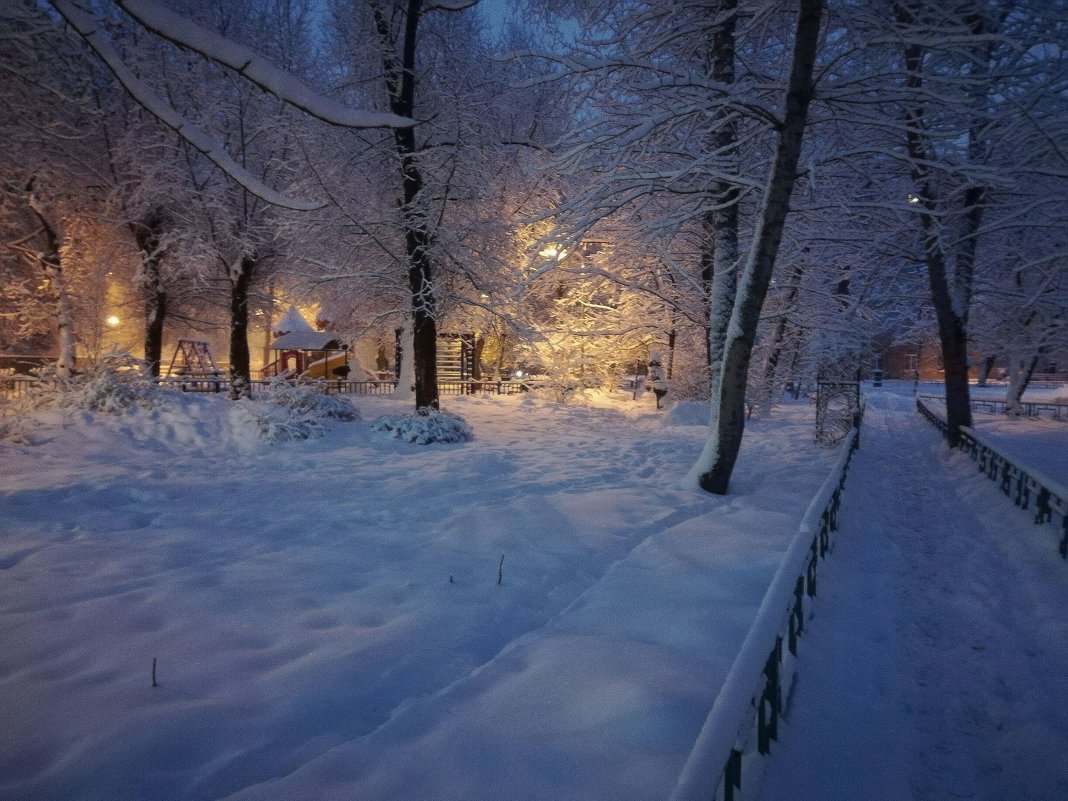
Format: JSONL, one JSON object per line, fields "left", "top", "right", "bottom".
{"left": 670, "top": 408, "right": 864, "bottom": 801}
{"left": 0, "top": 376, "right": 35, "bottom": 401}
{"left": 917, "top": 393, "right": 1068, "bottom": 421}
{"left": 3, "top": 375, "right": 534, "bottom": 401}
{"left": 916, "top": 397, "right": 1068, "bottom": 559}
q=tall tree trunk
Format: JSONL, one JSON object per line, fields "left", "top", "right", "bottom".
{"left": 898, "top": 13, "right": 985, "bottom": 446}
{"left": 229, "top": 255, "right": 255, "bottom": 399}
{"left": 695, "top": 0, "right": 824, "bottom": 494}
{"left": 373, "top": 0, "right": 439, "bottom": 411}
{"left": 26, "top": 186, "right": 75, "bottom": 376}
{"left": 703, "top": 0, "right": 740, "bottom": 405}
{"left": 129, "top": 210, "right": 168, "bottom": 377}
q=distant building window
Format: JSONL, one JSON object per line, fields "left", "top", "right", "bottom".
{"left": 907, "top": 353, "right": 919, "bottom": 373}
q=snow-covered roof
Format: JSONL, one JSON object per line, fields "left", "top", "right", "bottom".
{"left": 270, "top": 331, "right": 344, "bottom": 351}
{"left": 275, "top": 305, "right": 315, "bottom": 333}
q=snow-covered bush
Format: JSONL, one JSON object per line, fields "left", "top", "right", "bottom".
{"left": 262, "top": 380, "right": 360, "bottom": 421}
{"left": 227, "top": 382, "right": 360, "bottom": 443}
{"left": 371, "top": 408, "right": 474, "bottom": 444}
{"left": 27, "top": 352, "right": 165, "bottom": 414}
{"left": 228, "top": 400, "right": 326, "bottom": 442}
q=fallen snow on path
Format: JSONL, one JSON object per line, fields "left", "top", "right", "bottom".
{"left": 1, "top": 392, "right": 836, "bottom": 801}
{"left": 761, "top": 390, "right": 1068, "bottom": 801}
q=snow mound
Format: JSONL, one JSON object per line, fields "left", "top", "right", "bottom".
{"left": 663, "top": 401, "right": 710, "bottom": 426}
{"left": 370, "top": 408, "right": 474, "bottom": 444}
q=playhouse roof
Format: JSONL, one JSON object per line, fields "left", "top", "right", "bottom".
{"left": 276, "top": 305, "right": 315, "bottom": 334}
{"left": 271, "top": 331, "right": 345, "bottom": 351}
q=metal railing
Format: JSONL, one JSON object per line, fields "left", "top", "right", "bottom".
{"left": 670, "top": 406, "right": 864, "bottom": 801}
{"left": 160, "top": 377, "right": 533, "bottom": 398}
{"left": 916, "top": 398, "right": 1068, "bottom": 559}
{"left": 918, "top": 393, "right": 1068, "bottom": 420}
{"left": 2, "top": 375, "right": 535, "bottom": 401}
{"left": 0, "top": 376, "right": 35, "bottom": 401}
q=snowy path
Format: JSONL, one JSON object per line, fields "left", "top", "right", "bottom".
{"left": 761, "top": 392, "right": 1068, "bottom": 801}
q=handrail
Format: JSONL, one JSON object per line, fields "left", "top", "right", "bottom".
{"left": 0, "top": 376, "right": 36, "bottom": 400}
{"left": 917, "top": 393, "right": 1068, "bottom": 421}
{"left": 916, "top": 397, "right": 1068, "bottom": 559}
{"left": 670, "top": 407, "right": 863, "bottom": 801}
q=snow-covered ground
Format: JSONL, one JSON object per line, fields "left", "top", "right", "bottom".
{"left": 0, "top": 389, "right": 840, "bottom": 801}
{"left": 902, "top": 380, "right": 1068, "bottom": 479}
{"left": 761, "top": 390, "right": 1068, "bottom": 801}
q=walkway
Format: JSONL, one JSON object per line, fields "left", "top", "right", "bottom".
{"left": 761, "top": 391, "right": 1068, "bottom": 801}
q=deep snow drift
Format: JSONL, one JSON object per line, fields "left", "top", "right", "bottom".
{"left": 0, "top": 390, "right": 837, "bottom": 801}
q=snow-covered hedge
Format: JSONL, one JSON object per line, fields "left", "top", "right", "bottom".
{"left": 370, "top": 408, "right": 474, "bottom": 444}
{"left": 228, "top": 382, "right": 360, "bottom": 443}
{"left": 25, "top": 353, "right": 166, "bottom": 414}
{"left": 262, "top": 380, "right": 360, "bottom": 421}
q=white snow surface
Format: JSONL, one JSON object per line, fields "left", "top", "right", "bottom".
{"left": 0, "top": 392, "right": 837, "bottom": 801}
{"left": 761, "top": 390, "right": 1068, "bottom": 801}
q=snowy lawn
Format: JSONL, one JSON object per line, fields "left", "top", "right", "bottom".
{"left": 0, "top": 390, "right": 839, "bottom": 801}
{"left": 907, "top": 382, "right": 1068, "bottom": 479}
{"left": 966, "top": 413, "right": 1068, "bottom": 481}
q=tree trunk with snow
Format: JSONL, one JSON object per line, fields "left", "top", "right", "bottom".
{"left": 129, "top": 210, "right": 168, "bottom": 377}
{"left": 695, "top": 0, "right": 824, "bottom": 495}
{"left": 373, "top": 0, "right": 439, "bottom": 412}
{"left": 702, "top": 0, "right": 740, "bottom": 406}
{"left": 228, "top": 255, "right": 255, "bottom": 400}
{"left": 394, "top": 323, "right": 416, "bottom": 400}
{"left": 26, "top": 186, "right": 76, "bottom": 377}
{"left": 898, "top": 11, "right": 989, "bottom": 447}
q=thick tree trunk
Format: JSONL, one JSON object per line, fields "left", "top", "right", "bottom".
{"left": 26, "top": 188, "right": 75, "bottom": 376}
{"left": 936, "top": 307, "right": 972, "bottom": 441}
{"left": 702, "top": 0, "right": 740, "bottom": 405}
{"left": 48, "top": 258, "right": 76, "bottom": 378}
{"left": 374, "top": 0, "right": 439, "bottom": 412}
{"left": 696, "top": 0, "right": 824, "bottom": 494}
{"left": 145, "top": 290, "right": 166, "bottom": 378}
{"left": 130, "top": 211, "right": 168, "bottom": 377}
{"left": 898, "top": 7, "right": 991, "bottom": 446}
{"left": 229, "top": 255, "right": 255, "bottom": 400}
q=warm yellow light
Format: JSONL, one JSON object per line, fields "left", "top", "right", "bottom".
{"left": 106, "top": 315, "right": 121, "bottom": 328}
{"left": 539, "top": 245, "right": 568, "bottom": 261}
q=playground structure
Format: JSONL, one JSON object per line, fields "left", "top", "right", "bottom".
{"left": 165, "top": 339, "right": 222, "bottom": 391}
{"left": 265, "top": 329, "right": 352, "bottom": 380}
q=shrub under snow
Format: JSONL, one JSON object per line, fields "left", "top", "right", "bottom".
{"left": 370, "top": 408, "right": 474, "bottom": 444}
{"left": 26, "top": 353, "right": 166, "bottom": 414}
{"left": 228, "top": 382, "right": 360, "bottom": 443}
{"left": 262, "top": 380, "right": 361, "bottom": 421}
